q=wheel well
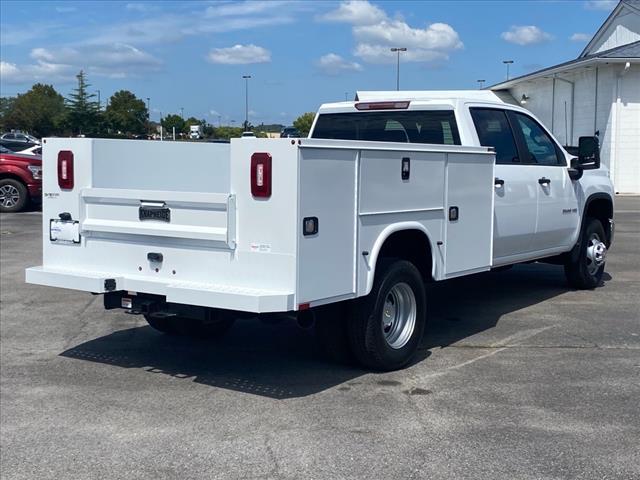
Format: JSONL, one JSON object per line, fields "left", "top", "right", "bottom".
{"left": 0, "top": 173, "right": 27, "bottom": 185}
{"left": 585, "top": 196, "right": 613, "bottom": 246}
{"left": 376, "top": 229, "right": 433, "bottom": 281}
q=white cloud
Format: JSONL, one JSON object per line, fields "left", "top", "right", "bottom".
{"left": 207, "top": 44, "right": 271, "bottom": 64}
{"left": 354, "top": 20, "right": 463, "bottom": 50}
{"left": 316, "top": 53, "right": 362, "bottom": 75}
{"left": 0, "top": 60, "right": 76, "bottom": 85}
{"left": 319, "top": 0, "right": 387, "bottom": 25}
{"left": 351, "top": 20, "right": 462, "bottom": 64}
{"left": 570, "top": 32, "right": 591, "bottom": 42}
{"left": 353, "top": 44, "right": 448, "bottom": 64}
{"left": 209, "top": 109, "right": 221, "bottom": 117}
{"left": 1, "top": 43, "right": 162, "bottom": 85}
{"left": 584, "top": 0, "right": 616, "bottom": 10}
{"left": 501, "top": 25, "right": 553, "bottom": 45}
{"left": 125, "top": 3, "right": 158, "bottom": 12}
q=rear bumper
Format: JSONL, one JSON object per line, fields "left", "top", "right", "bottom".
{"left": 25, "top": 266, "right": 294, "bottom": 313}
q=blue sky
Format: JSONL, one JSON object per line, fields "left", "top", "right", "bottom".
{"left": 0, "top": 0, "right": 616, "bottom": 125}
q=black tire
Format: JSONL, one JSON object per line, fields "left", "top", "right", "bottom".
{"left": 348, "top": 259, "right": 426, "bottom": 371}
{"left": 0, "top": 178, "right": 29, "bottom": 213}
{"left": 315, "top": 302, "right": 353, "bottom": 365}
{"left": 564, "top": 217, "right": 607, "bottom": 289}
{"left": 144, "top": 314, "right": 180, "bottom": 335}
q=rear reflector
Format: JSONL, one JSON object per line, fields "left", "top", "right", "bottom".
{"left": 251, "top": 152, "right": 272, "bottom": 198}
{"left": 57, "top": 150, "right": 74, "bottom": 189}
{"left": 355, "top": 101, "right": 410, "bottom": 110}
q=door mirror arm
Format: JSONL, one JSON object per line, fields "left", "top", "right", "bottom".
{"left": 568, "top": 157, "right": 584, "bottom": 181}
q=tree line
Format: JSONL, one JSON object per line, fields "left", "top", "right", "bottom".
{"left": 0, "top": 70, "right": 316, "bottom": 140}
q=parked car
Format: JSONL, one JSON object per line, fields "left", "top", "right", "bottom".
{"left": 280, "top": 126, "right": 300, "bottom": 138}
{"left": 0, "top": 145, "right": 42, "bottom": 212}
{"left": 25, "top": 90, "right": 613, "bottom": 371}
{"left": 0, "top": 132, "right": 40, "bottom": 152}
{"left": 18, "top": 145, "right": 43, "bottom": 156}
{"left": 241, "top": 131, "right": 256, "bottom": 138}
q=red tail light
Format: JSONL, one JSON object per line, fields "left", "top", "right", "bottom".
{"left": 251, "top": 152, "right": 272, "bottom": 198}
{"left": 57, "top": 150, "right": 74, "bottom": 189}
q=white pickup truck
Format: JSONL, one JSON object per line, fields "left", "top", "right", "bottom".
{"left": 26, "top": 90, "right": 614, "bottom": 371}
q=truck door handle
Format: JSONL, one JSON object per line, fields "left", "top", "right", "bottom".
{"left": 494, "top": 177, "right": 504, "bottom": 187}
{"left": 538, "top": 177, "right": 551, "bottom": 185}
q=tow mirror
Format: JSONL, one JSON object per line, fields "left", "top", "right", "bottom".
{"left": 577, "top": 136, "right": 600, "bottom": 170}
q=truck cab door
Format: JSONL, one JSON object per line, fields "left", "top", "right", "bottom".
{"left": 507, "top": 111, "right": 580, "bottom": 252}
{"left": 470, "top": 108, "right": 537, "bottom": 263}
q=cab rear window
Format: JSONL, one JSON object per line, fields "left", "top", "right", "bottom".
{"left": 311, "top": 110, "right": 461, "bottom": 145}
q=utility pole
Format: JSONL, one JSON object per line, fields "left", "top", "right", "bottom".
{"left": 477, "top": 79, "right": 486, "bottom": 89}
{"left": 242, "top": 75, "right": 252, "bottom": 130}
{"left": 180, "top": 107, "right": 184, "bottom": 119}
{"left": 345, "top": 92, "right": 349, "bottom": 101}
{"left": 503, "top": 60, "right": 514, "bottom": 80}
{"left": 146, "top": 97, "right": 150, "bottom": 137}
{"left": 96, "top": 90, "right": 101, "bottom": 110}
{"left": 390, "top": 47, "right": 407, "bottom": 91}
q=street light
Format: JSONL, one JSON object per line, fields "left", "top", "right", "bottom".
{"left": 96, "top": 90, "right": 101, "bottom": 110}
{"left": 344, "top": 92, "right": 349, "bottom": 101}
{"left": 477, "top": 79, "right": 486, "bottom": 89}
{"left": 503, "top": 60, "right": 514, "bottom": 80}
{"left": 390, "top": 47, "right": 407, "bottom": 91}
{"left": 242, "top": 75, "right": 252, "bottom": 130}
{"left": 180, "top": 107, "right": 184, "bottom": 119}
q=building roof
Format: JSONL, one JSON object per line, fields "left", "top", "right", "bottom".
{"left": 489, "top": 40, "right": 639, "bottom": 90}
{"left": 581, "top": 0, "right": 640, "bottom": 57}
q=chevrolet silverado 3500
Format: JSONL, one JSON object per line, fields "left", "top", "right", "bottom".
{"left": 26, "top": 91, "right": 614, "bottom": 371}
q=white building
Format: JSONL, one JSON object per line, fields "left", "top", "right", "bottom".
{"left": 491, "top": 0, "right": 640, "bottom": 194}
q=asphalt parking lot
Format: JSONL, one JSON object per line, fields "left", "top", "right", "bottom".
{"left": 1, "top": 197, "right": 639, "bottom": 480}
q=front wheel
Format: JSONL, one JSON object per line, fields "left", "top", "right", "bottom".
{"left": 0, "top": 179, "right": 29, "bottom": 213}
{"left": 564, "top": 217, "right": 607, "bottom": 289}
{"left": 348, "top": 260, "right": 426, "bottom": 371}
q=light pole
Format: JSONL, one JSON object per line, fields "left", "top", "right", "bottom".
{"left": 242, "top": 75, "right": 252, "bottom": 130}
{"left": 390, "top": 47, "right": 407, "bottom": 91}
{"left": 344, "top": 92, "right": 349, "bottom": 101}
{"left": 146, "top": 97, "right": 151, "bottom": 137}
{"left": 503, "top": 60, "right": 514, "bottom": 80}
{"left": 180, "top": 107, "right": 184, "bottom": 119}
{"left": 477, "top": 79, "right": 486, "bottom": 89}
{"left": 96, "top": 90, "right": 101, "bottom": 110}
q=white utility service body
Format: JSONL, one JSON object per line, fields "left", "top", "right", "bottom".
{"left": 26, "top": 90, "right": 614, "bottom": 370}
{"left": 26, "top": 136, "right": 494, "bottom": 312}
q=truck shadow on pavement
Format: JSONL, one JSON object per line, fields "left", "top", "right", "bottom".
{"left": 61, "top": 264, "right": 610, "bottom": 399}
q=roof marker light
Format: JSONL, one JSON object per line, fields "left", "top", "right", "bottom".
{"left": 354, "top": 101, "right": 410, "bottom": 111}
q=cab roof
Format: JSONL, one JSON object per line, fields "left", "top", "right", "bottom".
{"left": 317, "top": 90, "right": 517, "bottom": 114}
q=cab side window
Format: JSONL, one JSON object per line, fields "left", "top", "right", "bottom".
{"left": 470, "top": 108, "right": 519, "bottom": 165}
{"left": 512, "top": 113, "right": 563, "bottom": 166}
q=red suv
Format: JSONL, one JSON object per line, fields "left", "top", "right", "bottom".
{"left": 0, "top": 145, "right": 42, "bottom": 212}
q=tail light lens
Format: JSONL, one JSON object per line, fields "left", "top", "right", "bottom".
{"left": 251, "top": 152, "right": 272, "bottom": 198}
{"left": 57, "top": 150, "right": 74, "bottom": 189}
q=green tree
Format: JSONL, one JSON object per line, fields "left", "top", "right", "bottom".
{"left": 105, "top": 90, "right": 148, "bottom": 136}
{"left": 66, "top": 70, "right": 100, "bottom": 135}
{"left": 161, "top": 114, "right": 185, "bottom": 137}
{"left": 1, "top": 85, "right": 65, "bottom": 137}
{"left": 214, "top": 126, "right": 243, "bottom": 140}
{"left": 0, "top": 96, "right": 16, "bottom": 133}
{"left": 293, "top": 112, "right": 315, "bottom": 137}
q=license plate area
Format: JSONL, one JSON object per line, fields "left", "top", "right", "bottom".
{"left": 50, "top": 219, "right": 81, "bottom": 244}
{"left": 139, "top": 203, "right": 171, "bottom": 222}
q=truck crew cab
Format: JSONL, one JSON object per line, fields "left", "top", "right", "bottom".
{"left": 26, "top": 91, "right": 614, "bottom": 371}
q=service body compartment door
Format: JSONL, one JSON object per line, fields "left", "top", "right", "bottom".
{"left": 444, "top": 153, "right": 495, "bottom": 277}
{"left": 297, "top": 148, "right": 357, "bottom": 304}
